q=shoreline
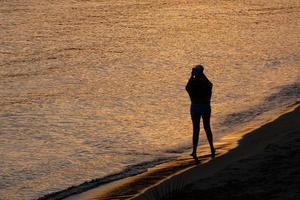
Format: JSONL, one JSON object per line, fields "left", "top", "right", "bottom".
{"left": 61, "top": 102, "right": 300, "bottom": 200}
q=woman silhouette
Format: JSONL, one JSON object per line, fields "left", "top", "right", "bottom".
{"left": 186, "top": 65, "right": 215, "bottom": 163}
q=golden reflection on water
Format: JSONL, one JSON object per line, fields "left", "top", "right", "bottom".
{"left": 0, "top": 0, "right": 299, "bottom": 199}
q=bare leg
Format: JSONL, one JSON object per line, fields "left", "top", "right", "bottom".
{"left": 202, "top": 112, "right": 216, "bottom": 158}
{"left": 191, "top": 114, "right": 201, "bottom": 157}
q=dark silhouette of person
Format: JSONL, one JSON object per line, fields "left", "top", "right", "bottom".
{"left": 186, "top": 64, "right": 216, "bottom": 163}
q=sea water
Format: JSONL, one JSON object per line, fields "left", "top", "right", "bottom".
{"left": 0, "top": 0, "right": 299, "bottom": 199}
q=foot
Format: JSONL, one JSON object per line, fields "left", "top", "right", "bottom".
{"left": 190, "top": 152, "right": 200, "bottom": 164}
{"left": 211, "top": 149, "right": 216, "bottom": 159}
{"left": 190, "top": 152, "right": 197, "bottom": 158}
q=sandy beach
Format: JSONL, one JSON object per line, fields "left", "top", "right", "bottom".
{"left": 61, "top": 103, "right": 300, "bottom": 200}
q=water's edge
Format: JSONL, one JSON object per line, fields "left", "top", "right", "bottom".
{"left": 37, "top": 158, "right": 172, "bottom": 200}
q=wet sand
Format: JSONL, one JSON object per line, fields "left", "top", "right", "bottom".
{"left": 64, "top": 103, "right": 300, "bottom": 200}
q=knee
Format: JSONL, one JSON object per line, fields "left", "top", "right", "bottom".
{"left": 203, "top": 125, "right": 211, "bottom": 133}
{"left": 193, "top": 125, "right": 200, "bottom": 133}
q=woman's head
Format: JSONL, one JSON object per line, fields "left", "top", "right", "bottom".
{"left": 193, "top": 64, "right": 204, "bottom": 77}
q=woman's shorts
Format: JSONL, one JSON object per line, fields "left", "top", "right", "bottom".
{"left": 190, "top": 104, "right": 211, "bottom": 116}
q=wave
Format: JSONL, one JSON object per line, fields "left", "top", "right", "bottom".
{"left": 37, "top": 157, "right": 171, "bottom": 200}
{"left": 221, "top": 82, "right": 300, "bottom": 127}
